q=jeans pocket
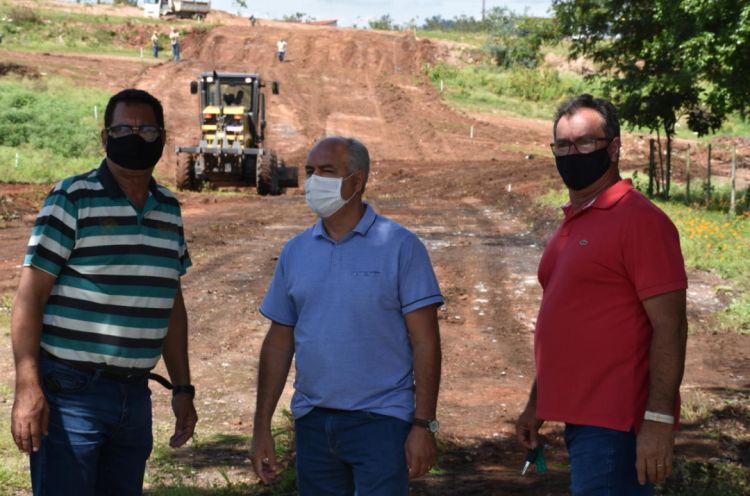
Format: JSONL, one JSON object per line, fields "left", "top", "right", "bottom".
{"left": 42, "top": 368, "right": 92, "bottom": 395}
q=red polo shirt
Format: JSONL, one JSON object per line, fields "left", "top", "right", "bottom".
{"left": 534, "top": 179, "right": 687, "bottom": 431}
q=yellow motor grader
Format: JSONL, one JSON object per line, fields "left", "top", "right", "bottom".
{"left": 175, "top": 71, "right": 298, "bottom": 195}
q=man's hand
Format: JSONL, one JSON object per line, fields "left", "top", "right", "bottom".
{"left": 516, "top": 405, "right": 544, "bottom": 450}
{"left": 405, "top": 426, "right": 437, "bottom": 479}
{"left": 249, "top": 429, "right": 282, "bottom": 483}
{"left": 636, "top": 420, "right": 674, "bottom": 485}
{"left": 169, "top": 394, "right": 197, "bottom": 448}
{"left": 11, "top": 383, "right": 49, "bottom": 454}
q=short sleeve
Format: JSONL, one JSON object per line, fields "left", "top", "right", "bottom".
{"left": 398, "top": 233, "right": 444, "bottom": 315}
{"left": 176, "top": 210, "right": 192, "bottom": 275}
{"left": 622, "top": 206, "right": 687, "bottom": 301}
{"left": 24, "top": 184, "right": 78, "bottom": 278}
{"left": 259, "top": 246, "right": 297, "bottom": 326}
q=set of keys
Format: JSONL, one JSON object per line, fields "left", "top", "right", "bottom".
{"left": 521, "top": 445, "right": 548, "bottom": 476}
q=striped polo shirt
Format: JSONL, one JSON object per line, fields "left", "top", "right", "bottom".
{"left": 24, "top": 160, "right": 191, "bottom": 371}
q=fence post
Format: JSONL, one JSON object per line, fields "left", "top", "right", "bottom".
{"left": 685, "top": 144, "right": 691, "bottom": 202}
{"left": 729, "top": 145, "right": 737, "bottom": 217}
{"left": 706, "top": 143, "right": 712, "bottom": 207}
{"left": 648, "top": 139, "right": 655, "bottom": 196}
{"left": 94, "top": 105, "right": 98, "bottom": 121}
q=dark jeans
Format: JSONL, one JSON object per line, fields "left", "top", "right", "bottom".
{"left": 565, "top": 424, "right": 655, "bottom": 496}
{"left": 278, "top": 51, "right": 285, "bottom": 62}
{"left": 295, "top": 408, "right": 411, "bottom": 496}
{"left": 31, "top": 355, "right": 153, "bottom": 496}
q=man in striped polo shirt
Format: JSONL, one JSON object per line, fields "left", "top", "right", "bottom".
{"left": 10, "top": 88, "right": 197, "bottom": 495}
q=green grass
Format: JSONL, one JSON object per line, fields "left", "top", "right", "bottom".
{"left": 426, "top": 62, "right": 601, "bottom": 120}
{"left": 656, "top": 459, "right": 750, "bottom": 496}
{"left": 0, "top": 74, "right": 110, "bottom": 183}
{"left": 0, "top": 402, "right": 31, "bottom": 493}
{"left": 0, "top": 2, "right": 211, "bottom": 57}
{"left": 416, "top": 29, "right": 489, "bottom": 47}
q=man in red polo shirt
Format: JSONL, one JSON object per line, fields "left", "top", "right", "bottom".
{"left": 516, "top": 94, "right": 688, "bottom": 495}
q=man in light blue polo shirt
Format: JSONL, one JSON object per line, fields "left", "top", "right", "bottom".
{"left": 249, "top": 136, "right": 443, "bottom": 495}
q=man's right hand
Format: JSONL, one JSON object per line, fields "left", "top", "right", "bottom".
{"left": 11, "top": 383, "right": 49, "bottom": 454}
{"left": 516, "top": 405, "right": 544, "bottom": 450}
{"left": 249, "top": 429, "right": 281, "bottom": 483}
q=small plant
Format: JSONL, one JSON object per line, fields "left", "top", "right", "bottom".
{"left": 657, "top": 458, "right": 750, "bottom": 496}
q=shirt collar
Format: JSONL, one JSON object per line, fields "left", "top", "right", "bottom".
{"left": 312, "top": 202, "right": 377, "bottom": 240}
{"left": 98, "top": 158, "right": 159, "bottom": 199}
{"left": 562, "top": 179, "right": 633, "bottom": 217}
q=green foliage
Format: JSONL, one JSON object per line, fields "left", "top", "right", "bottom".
{"left": 656, "top": 459, "right": 750, "bottom": 496}
{"left": 552, "top": 0, "right": 750, "bottom": 198}
{"left": 0, "top": 76, "right": 109, "bottom": 183}
{"left": 425, "top": 62, "right": 598, "bottom": 118}
{"left": 0, "top": 406, "right": 32, "bottom": 493}
{"left": 281, "top": 12, "right": 311, "bottom": 23}
{"left": 369, "top": 14, "right": 397, "bottom": 31}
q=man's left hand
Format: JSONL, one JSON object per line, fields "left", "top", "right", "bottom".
{"left": 405, "top": 426, "right": 437, "bottom": 479}
{"left": 170, "top": 394, "right": 198, "bottom": 448}
{"left": 635, "top": 420, "right": 674, "bottom": 485}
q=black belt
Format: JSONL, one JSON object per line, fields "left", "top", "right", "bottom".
{"left": 40, "top": 349, "right": 173, "bottom": 389}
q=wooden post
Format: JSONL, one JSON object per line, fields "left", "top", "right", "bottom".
{"left": 706, "top": 143, "right": 712, "bottom": 207}
{"left": 648, "top": 138, "right": 655, "bottom": 196}
{"left": 729, "top": 145, "right": 737, "bottom": 217}
{"left": 685, "top": 144, "right": 691, "bottom": 202}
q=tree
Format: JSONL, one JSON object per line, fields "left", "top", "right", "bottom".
{"left": 553, "top": 0, "right": 750, "bottom": 198}
{"left": 369, "top": 14, "right": 397, "bottom": 31}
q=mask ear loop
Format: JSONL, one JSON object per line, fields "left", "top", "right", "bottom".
{"left": 341, "top": 171, "right": 362, "bottom": 204}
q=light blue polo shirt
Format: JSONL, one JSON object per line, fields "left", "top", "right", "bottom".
{"left": 260, "top": 203, "right": 443, "bottom": 422}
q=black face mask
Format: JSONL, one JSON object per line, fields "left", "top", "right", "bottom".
{"left": 106, "top": 134, "right": 163, "bottom": 171}
{"left": 555, "top": 147, "right": 611, "bottom": 191}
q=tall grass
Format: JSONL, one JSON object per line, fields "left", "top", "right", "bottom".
{"left": 426, "top": 62, "right": 600, "bottom": 119}
{"left": 0, "top": 75, "right": 110, "bottom": 183}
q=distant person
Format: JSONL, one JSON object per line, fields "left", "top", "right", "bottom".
{"left": 151, "top": 31, "right": 159, "bottom": 59}
{"left": 515, "top": 94, "right": 688, "bottom": 495}
{"left": 249, "top": 14, "right": 256, "bottom": 26}
{"left": 249, "top": 136, "right": 443, "bottom": 495}
{"left": 10, "top": 88, "right": 197, "bottom": 494}
{"left": 170, "top": 27, "right": 180, "bottom": 61}
{"left": 276, "top": 38, "right": 287, "bottom": 63}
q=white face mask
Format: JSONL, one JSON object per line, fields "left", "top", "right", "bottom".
{"left": 304, "top": 172, "right": 357, "bottom": 218}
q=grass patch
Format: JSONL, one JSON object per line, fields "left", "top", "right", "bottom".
{"left": 145, "top": 411, "right": 297, "bottom": 495}
{"left": 0, "top": 74, "right": 110, "bottom": 183}
{"left": 0, "top": 292, "right": 11, "bottom": 336}
{"left": 0, "top": 406, "right": 32, "bottom": 493}
{"left": 425, "top": 62, "right": 599, "bottom": 120}
{"left": 657, "top": 458, "right": 750, "bottom": 496}
{"left": 0, "top": 2, "right": 211, "bottom": 57}
{"left": 416, "top": 29, "right": 488, "bottom": 47}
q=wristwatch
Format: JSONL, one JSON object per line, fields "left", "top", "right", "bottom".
{"left": 172, "top": 384, "right": 196, "bottom": 399}
{"left": 413, "top": 418, "right": 440, "bottom": 433}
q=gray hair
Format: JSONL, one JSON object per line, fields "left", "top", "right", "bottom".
{"left": 344, "top": 137, "right": 370, "bottom": 182}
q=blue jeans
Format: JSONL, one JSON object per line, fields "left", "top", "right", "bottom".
{"left": 278, "top": 51, "right": 285, "bottom": 62}
{"left": 31, "top": 355, "right": 153, "bottom": 496}
{"left": 152, "top": 45, "right": 158, "bottom": 58}
{"left": 295, "top": 408, "right": 411, "bottom": 496}
{"left": 172, "top": 43, "right": 180, "bottom": 61}
{"left": 565, "top": 424, "right": 654, "bottom": 496}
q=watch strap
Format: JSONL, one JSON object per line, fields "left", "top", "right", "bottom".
{"left": 172, "top": 384, "right": 195, "bottom": 399}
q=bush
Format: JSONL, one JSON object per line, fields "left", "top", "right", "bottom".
{"left": 0, "top": 76, "right": 110, "bottom": 183}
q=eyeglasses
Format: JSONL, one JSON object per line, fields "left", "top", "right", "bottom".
{"left": 107, "top": 124, "right": 163, "bottom": 143}
{"left": 550, "top": 137, "right": 611, "bottom": 157}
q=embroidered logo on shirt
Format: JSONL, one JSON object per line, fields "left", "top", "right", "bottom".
{"left": 352, "top": 271, "right": 380, "bottom": 277}
{"left": 579, "top": 239, "right": 589, "bottom": 246}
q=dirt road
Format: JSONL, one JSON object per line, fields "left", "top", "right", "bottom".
{"left": 0, "top": 6, "right": 748, "bottom": 495}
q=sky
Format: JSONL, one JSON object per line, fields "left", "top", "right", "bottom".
{"left": 208, "top": 0, "right": 553, "bottom": 27}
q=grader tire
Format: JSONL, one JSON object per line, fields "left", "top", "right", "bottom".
{"left": 256, "top": 152, "right": 280, "bottom": 196}
{"left": 176, "top": 154, "right": 197, "bottom": 190}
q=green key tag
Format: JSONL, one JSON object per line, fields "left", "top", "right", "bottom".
{"left": 534, "top": 445, "right": 547, "bottom": 473}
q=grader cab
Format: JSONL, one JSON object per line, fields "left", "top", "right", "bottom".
{"left": 175, "top": 71, "right": 298, "bottom": 195}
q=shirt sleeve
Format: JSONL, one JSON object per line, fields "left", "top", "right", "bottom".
{"left": 176, "top": 208, "right": 192, "bottom": 275}
{"left": 23, "top": 183, "right": 78, "bottom": 278}
{"left": 259, "top": 245, "right": 297, "bottom": 326}
{"left": 398, "top": 233, "right": 444, "bottom": 315}
{"left": 622, "top": 205, "right": 688, "bottom": 301}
